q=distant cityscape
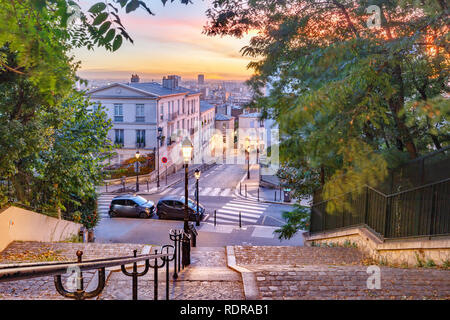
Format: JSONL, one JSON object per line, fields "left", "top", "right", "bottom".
{"left": 80, "top": 74, "right": 255, "bottom": 108}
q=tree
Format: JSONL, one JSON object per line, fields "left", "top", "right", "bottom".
{"left": 204, "top": 0, "right": 449, "bottom": 237}
{"left": 0, "top": 0, "right": 192, "bottom": 219}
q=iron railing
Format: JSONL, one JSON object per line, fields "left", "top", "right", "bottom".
{"left": 310, "top": 178, "right": 450, "bottom": 239}
{"left": 0, "top": 226, "right": 198, "bottom": 300}
{"left": 0, "top": 246, "right": 175, "bottom": 300}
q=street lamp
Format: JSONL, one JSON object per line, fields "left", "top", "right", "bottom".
{"left": 181, "top": 137, "right": 193, "bottom": 267}
{"left": 194, "top": 169, "right": 201, "bottom": 226}
{"left": 245, "top": 139, "right": 250, "bottom": 179}
{"left": 156, "top": 127, "right": 163, "bottom": 188}
{"left": 135, "top": 150, "right": 140, "bottom": 192}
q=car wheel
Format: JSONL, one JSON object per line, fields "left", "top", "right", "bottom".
{"left": 109, "top": 210, "right": 116, "bottom": 218}
{"left": 139, "top": 212, "right": 148, "bottom": 219}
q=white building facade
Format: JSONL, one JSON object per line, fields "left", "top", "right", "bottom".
{"left": 88, "top": 75, "right": 201, "bottom": 170}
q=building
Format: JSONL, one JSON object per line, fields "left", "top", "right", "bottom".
{"left": 214, "top": 114, "right": 235, "bottom": 156}
{"left": 87, "top": 75, "right": 201, "bottom": 172}
{"left": 198, "top": 74, "right": 205, "bottom": 85}
{"left": 200, "top": 101, "right": 216, "bottom": 155}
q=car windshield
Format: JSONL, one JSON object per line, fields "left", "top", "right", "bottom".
{"left": 133, "top": 196, "right": 148, "bottom": 206}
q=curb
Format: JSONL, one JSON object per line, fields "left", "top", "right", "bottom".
{"left": 225, "top": 246, "right": 259, "bottom": 300}
{"left": 233, "top": 169, "right": 297, "bottom": 206}
{"left": 103, "top": 163, "right": 217, "bottom": 196}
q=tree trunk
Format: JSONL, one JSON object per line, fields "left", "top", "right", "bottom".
{"left": 388, "top": 64, "right": 418, "bottom": 159}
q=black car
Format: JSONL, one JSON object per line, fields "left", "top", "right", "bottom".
{"left": 156, "top": 195, "right": 205, "bottom": 221}
{"left": 109, "top": 194, "right": 155, "bottom": 218}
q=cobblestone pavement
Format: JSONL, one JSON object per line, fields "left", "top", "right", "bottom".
{"left": 233, "top": 246, "right": 366, "bottom": 266}
{"left": 98, "top": 247, "right": 245, "bottom": 300}
{"left": 0, "top": 241, "right": 147, "bottom": 300}
{"left": 234, "top": 246, "right": 450, "bottom": 300}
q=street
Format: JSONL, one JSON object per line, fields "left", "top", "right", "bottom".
{"left": 95, "top": 164, "right": 304, "bottom": 246}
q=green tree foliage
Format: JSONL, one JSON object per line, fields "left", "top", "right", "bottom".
{"left": 205, "top": 0, "right": 449, "bottom": 237}
{"left": 274, "top": 204, "right": 310, "bottom": 240}
{"left": 0, "top": 1, "right": 191, "bottom": 222}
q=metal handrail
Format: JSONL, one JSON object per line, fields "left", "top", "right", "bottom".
{"left": 0, "top": 248, "right": 175, "bottom": 300}
{"left": 0, "top": 252, "right": 170, "bottom": 280}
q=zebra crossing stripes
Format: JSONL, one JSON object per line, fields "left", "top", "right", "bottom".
{"left": 212, "top": 199, "right": 269, "bottom": 225}
{"left": 159, "top": 186, "right": 234, "bottom": 197}
{"left": 97, "top": 194, "right": 116, "bottom": 219}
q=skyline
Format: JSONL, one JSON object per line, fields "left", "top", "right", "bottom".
{"left": 73, "top": 0, "right": 256, "bottom": 81}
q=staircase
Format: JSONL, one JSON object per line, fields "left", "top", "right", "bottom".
{"left": 97, "top": 247, "right": 245, "bottom": 300}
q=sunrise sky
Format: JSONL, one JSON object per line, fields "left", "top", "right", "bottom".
{"left": 73, "top": 0, "right": 255, "bottom": 81}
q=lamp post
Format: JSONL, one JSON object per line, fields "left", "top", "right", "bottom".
{"left": 181, "top": 137, "right": 193, "bottom": 267}
{"left": 156, "top": 127, "right": 163, "bottom": 188}
{"left": 245, "top": 139, "right": 250, "bottom": 179}
{"left": 194, "top": 169, "right": 201, "bottom": 226}
{"left": 135, "top": 150, "right": 140, "bottom": 192}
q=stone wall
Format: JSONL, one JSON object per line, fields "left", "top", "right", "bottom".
{"left": 303, "top": 227, "right": 450, "bottom": 267}
{"left": 0, "top": 206, "right": 82, "bottom": 252}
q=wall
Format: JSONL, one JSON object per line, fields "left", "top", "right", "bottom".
{"left": 303, "top": 226, "right": 450, "bottom": 267}
{"left": 0, "top": 206, "right": 82, "bottom": 252}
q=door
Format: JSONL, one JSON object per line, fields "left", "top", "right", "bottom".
{"left": 123, "top": 200, "right": 137, "bottom": 217}
{"left": 111, "top": 199, "right": 125, "bottom": 217}
{"left": 173, "top": 200, "right": 187, "bottom": 220}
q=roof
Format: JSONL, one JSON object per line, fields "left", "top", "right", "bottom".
{"left": 215, "top": 113, "right": 234, "bottom": 121}
{"left": 88, "top": 82, "right": 200, "bottom": 98}
{"left": 129, "top": 82, "right": 199, "bottom": 97}
{"left": 112, "top": 194, "right": 141, "bottom": 200}
{"left": 200, "top": 101, "right": 215, "bottom": 113}
{"left": 239, "top": 112, "right": 261, "bottom": 118}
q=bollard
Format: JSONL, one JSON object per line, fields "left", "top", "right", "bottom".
{"left": 214, "top": 210, "right": 216, "bottom": 227}
{"left": 257, "top": 188, "right": 259, "bottom": 202}
{"left": 274, "top": 191, "right": 277, "bottom": 201}
{"left": 245, "top": 184, "right": 247, "bottom": 198}
{"left": 240, "top": 183, "right": 242, "bottom": 195}
{"left": 280, "top": 187, "right": 282, "bottom": 202}
{"left": 239, "top": 211, "right": 242, "bottom": 228}
{"left": 147, "top": 180, "right": 149, "bottom": 192}
{"left": 105, "top": 182, "right": 108, "bottom": 193}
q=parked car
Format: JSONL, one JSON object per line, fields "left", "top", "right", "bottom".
{"left": 109, "top": 194, "right": 155, "bottom": 218}
{"left": 156, "top": 195, "right": 205, "bottom": 221}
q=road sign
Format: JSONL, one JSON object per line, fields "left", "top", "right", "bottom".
{"left": 161, "top": 157, "right": 168, "bottom": 164}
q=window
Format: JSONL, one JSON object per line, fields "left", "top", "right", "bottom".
{"left": 160, "top": 103, "right": 164, "bottom": 121}
{"left": 136, "top": 130, "right": 145, "bottom": 148}
{"left": 114, "top": 129, "right": 124, "bottom": 146}
{"left": 260, "top": 120, "right": 264, "bottom": 127}
{"left": 114, "top": 104, "right": 123, "bottom": 122}
{"left": 177, "top": 100, "right": 180, "bottom": 114}
{"left": 136, "top": 104, "right": 145, "bottom": 122}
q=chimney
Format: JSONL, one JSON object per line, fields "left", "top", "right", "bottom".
{"left": 162, "top": 75, "right": 180, "bottom": 89}
{"left": 131, "top": 74, "right": 140, "bottom": 83}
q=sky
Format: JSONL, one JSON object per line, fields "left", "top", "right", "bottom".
{"left": 73, "top": 0, "right": 256, "bottom": 81}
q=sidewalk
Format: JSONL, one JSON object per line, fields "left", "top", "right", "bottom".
{"left": 97, "top": 163, "right": 214, "bottom": 196}
{"left": 234, "top": 165, "right": 310, "bottom": 206}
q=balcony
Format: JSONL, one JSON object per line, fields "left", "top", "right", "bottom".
{"left": 136, "top": 142, "right": 146, "bottom": 148}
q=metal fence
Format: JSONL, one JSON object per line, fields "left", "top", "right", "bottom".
{"left": 311, "top": 147, "right": 450, "bottom": 239}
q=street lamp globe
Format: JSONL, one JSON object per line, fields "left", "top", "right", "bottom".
{"left": 135, "top": 150, "right": 140, "bottom": 159}
{"left": 181, "top": 137, "right": 193, "bottom": 163}
{"left": 194, "top": 168, "right": 201, "bottom": 180}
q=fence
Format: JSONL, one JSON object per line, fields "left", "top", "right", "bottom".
{"left": 311, "top": 147, "right": 450, "bottom": 239}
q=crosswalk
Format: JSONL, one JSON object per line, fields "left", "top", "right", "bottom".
{"left": 97, "top": 194, "right": 115, "bottom": 220}
{"left": 158, "top": 186, "right": 234, "bottom": 198}
{"left": 209, "top": 198, "right": 269, "bottom": 225}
